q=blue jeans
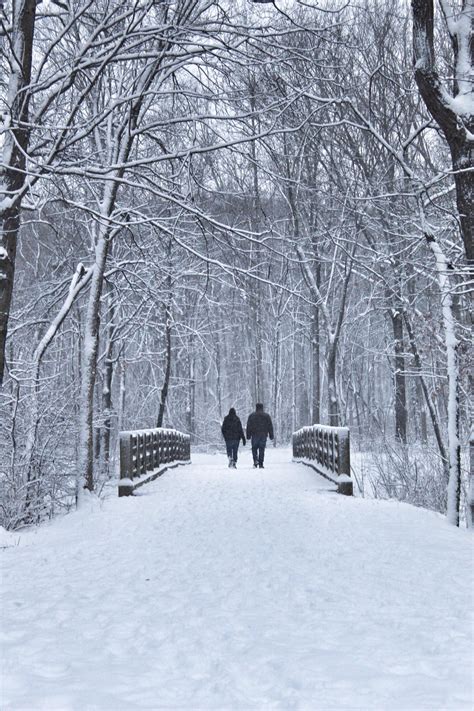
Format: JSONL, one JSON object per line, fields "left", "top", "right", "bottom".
{"left": 225, "top": 439, "right": 240, "bottom": 462}
{"left": 251, "top": 436, "right": 266, "bottom": 466}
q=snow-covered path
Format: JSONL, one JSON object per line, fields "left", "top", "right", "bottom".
{"left": 1, "top": 450, "right": 472, "bottom": 710}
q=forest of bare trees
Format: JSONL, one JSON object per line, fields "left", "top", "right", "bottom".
{"left": 1, "top": 0, "right": 472, "bottom": 528}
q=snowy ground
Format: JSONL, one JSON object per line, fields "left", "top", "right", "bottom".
{"left": 1, "top": 449, "right": 472, "bottom": 710}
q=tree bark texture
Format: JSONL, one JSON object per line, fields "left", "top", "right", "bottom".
{"left": 391, "top": 309, "right": 408, "bottom": 443}
{"left": 412, "top": 0, "right": 474, "bottom": 264}
{"left": 157, "top": 304, "right": 172, "bottom": 429}
{"left": 101, "top": 293, "right": 115, "bottom": 469}
{"left": 311, "top": 272, "right": 321, "bottom": 425}
{"left": 0, "top": 0, "right": 37, "bottom": 385}
{"left": 215, "top": 335, "right": 223, "bottom": 422}
{"left": 187, "top": 345, "right": 195, "bottom": 441}
{"left": 77, "top": 236, "right": 110, "bottom": 496}
{"left": 271, "top": 319, "right": 281, "bottom": 446}
{"left": 327, "top": 339, "right": 339, "bottom": 427}
{"left": 425, "top": 234, "right": 461, "bottom": 525}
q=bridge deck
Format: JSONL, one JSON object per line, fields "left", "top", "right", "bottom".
{"left": 2, "top": 449, "right": 471, "bottom": 710}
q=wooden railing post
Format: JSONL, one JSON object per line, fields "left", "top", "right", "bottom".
{"left": 338, "top": 429, "right": 352, "bottom": 495}
{"left": 158, "top": 430, "right": 163, "bottom": 465}
{"left": 152, "top": 431, "right": 159, "bottom": 469}
{"left": 330, "top": 431, "right": 336, "bottom": 472}
{"left": 119, "top": 432, "right": 134, "bottom": 497}
{"left": 146, "top": 431, "right": 153, "bottom": 471}
{"left": 131, "top": 434, "right": 137, "bottom": 478}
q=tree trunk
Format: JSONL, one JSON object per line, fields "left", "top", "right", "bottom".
{"left": 450, "top": 141, "right": 474, "bottom": 265}
{"left": 255, "top": 309, "right": 264, "bottom": 404}
{"left": 249, "top": 80, "right": 265, "bottom": 407}
{"left": 215, "top": 334, "right": 223, "bottom": 422}
{"left": 426, "top": 234, "right": 461, "bottom": 525}
{"left": 391, "top": 309, "right": 408, "bottom": 443}
{"left": 157, "top": 304, "right": 172, "bottom": 428}
{"left": 188, "top": 345, "right": 195, "bottom": 442}
{"left": 0, "top": 211, "right": 19, "bottom": 387}
{"left": 0, "top": 1, "right": 37, "bottom": 385}
{"left": 272, "top": 319, "right": 281, "bottom": 447}
{"left": 101, "top": 293, "right": 114, "bottom": 470}
{"left": 311, "top": 259, "right": 321, "bottom": 424}
{"left": 311, "top": 303, "right": 320, "bottom": 424}
{"left": 412, "top": 0, "right": 474, "bottom": 265}
{"left": 291, "top": 331, "right": 297, "bottom": 434}
{"left": 469, "top": 428, "right": 474, "bottom": 527}
{"left": 327, "top": 338, "right": 339, "bottom": 427}
{"left": 118, "top": 360, "right": 126, "bottom": 432}
{"left": 77, "top": 236, "right": 109, "bottom": 498}
{"left": 415, "top": 377, "right": 428, "bottom": 445}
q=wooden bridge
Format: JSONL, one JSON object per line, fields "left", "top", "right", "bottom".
{"left": 118, "top": 423, "right": 352, "bottom": 496}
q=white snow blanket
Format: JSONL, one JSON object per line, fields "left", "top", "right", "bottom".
{"left": 1, "top": 450, "right": 472, "bottom": 710}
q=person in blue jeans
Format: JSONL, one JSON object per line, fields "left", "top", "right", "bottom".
{"left": 221, "top": 408, "right": 246, "bottom": 468}
{"left": 246, "top": 403, "right": 274, "bottom": 468}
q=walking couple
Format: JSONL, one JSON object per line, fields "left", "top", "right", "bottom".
{"left": 221, "top": 403, "right": 274, "bottom": 469}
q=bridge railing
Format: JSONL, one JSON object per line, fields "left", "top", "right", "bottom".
{"left": 119, "top": 427, "right": 191, "bottom": 496}
{"left": 292, "top": 424, "right": 353, "bottom": 495}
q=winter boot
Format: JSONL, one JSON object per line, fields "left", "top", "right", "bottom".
{"left": 228, "top": 457, "right": 233, "bottom": 468}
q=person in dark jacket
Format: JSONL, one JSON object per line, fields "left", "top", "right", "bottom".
{"left": 246, "top": 403, "right": 274, "bottom": 468}
{"left": 221, "top": 407, "right": 246, "bottom": 468}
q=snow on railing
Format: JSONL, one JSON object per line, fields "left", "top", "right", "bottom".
{"left": 118, "top": 428, "right": 191, "bottom": 497}
{"left": 292, "top": 424, "right": 352, "bottom": 496}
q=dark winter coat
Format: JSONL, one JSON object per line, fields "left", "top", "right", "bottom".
{"left": 221, "top": 412, "right": 246, "bottom": 444}
{"left": 246, "top": 410, "right": 274, "bottom": 440}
